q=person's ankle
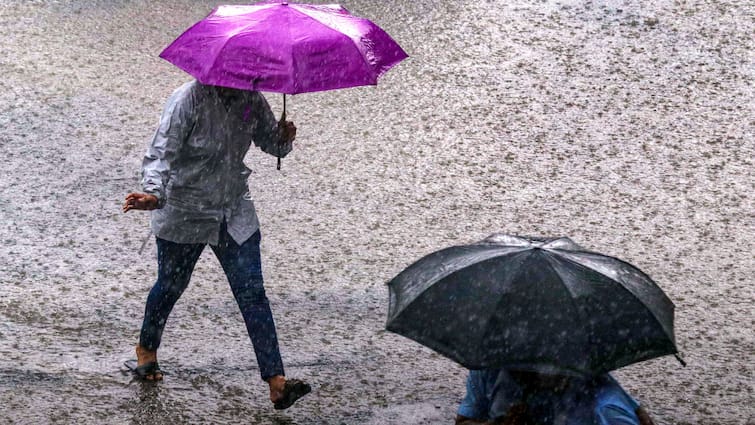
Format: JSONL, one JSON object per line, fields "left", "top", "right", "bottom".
{"left": 267, "top": 375, "right": 286, "bottom": 401}
{"left": 267, "top": 375, "right": 286, "bottom": 390}
{"left": 135, "top": 344, "right": 157, "bottom": 363}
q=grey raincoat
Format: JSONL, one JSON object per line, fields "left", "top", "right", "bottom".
{"left": 141, "top": 80, "right": 292, "bottom": 245}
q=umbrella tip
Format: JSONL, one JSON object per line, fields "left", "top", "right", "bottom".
{"left": 675, "top": 353, "right": 687, "bottom": 367}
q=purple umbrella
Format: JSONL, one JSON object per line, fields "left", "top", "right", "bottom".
{"left": 160, "top": 2, "right": 408, "bottom": 167}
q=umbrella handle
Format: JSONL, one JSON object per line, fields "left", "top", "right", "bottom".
{"left": 277, "top": 94, "right": 287, "bottom": 170}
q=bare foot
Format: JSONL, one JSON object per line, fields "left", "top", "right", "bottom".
{"left": 267, "top": 375, "right": 311, "bottom": 409}
{"left": 268, "top": 375, "right": 286, "bottom": 403}
{"left": 135, "top": 345, "right": 163, "bottom": 381}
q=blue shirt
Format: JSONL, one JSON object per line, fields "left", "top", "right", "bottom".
{"left": 458, "top": 369, "right": 641, "bottom": 425}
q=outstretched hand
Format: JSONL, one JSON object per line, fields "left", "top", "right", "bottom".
{"left": 123, "top": 193, "right": 158, "bottom": 213}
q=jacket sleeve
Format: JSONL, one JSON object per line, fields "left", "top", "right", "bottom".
{"left": 141, "top": 86, "right": 195, "bottom": 208}
{"left": 251, "top": 92, "right": 292, "bottom": 158}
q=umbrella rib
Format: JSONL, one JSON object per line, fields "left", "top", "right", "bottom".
{"left": 474, "top": 255, "right": 527, "bottom": 366}
{"left": 339, "top": 32, "right": 379, "bottom": 83}
{"left": 201, "top": 9, "right": 291, "bottom": 89}
{"left": 201, "top": 26, "right": 255, "bottom": 85}
{"left": 388, "top": 246, "right": 529, "bottom": 320}
{"left": 547, "top": 253, "right": 679, "bottom": 371}
{"left": 467, "top": 252, "right": 530, "bottom": 363}
{"left": 454, "top": 250, "right": 531, "bottom": 367}
{"left": 288, "top": 6, "right": 381, "bottom": 84}
{"left": 551, "top": 251, "right": 677, "bottom": 348}
{"left": 285, "top": 7, "right": 297, "bottom": 93}
{"left": 474, "top": 250, "right": 588, "bottom": 371}
{"left": 540, "top": 253, "right": 591, "bottom": 368}
{"left": 160, "top": 6, "right": 221, "bottom": 66}
{"left": 391, "top": 249, "right": 527, "bottom": 367}
{"left": 558, "top": 250, "right": 673, "bottom": 306}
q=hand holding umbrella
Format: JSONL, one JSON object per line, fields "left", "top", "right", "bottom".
{"left": 277, "top": 96, "right": 297, "bottom": 168}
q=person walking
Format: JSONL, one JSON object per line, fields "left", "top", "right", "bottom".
{"left": 123, "top": 79, "right": 310, "bottom": 410}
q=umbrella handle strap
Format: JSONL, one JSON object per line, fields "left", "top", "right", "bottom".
{"left": 277, "top": 94, "right": 287, "bottom": 170}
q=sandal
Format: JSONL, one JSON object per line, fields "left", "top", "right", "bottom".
{"left": 273, "top": 379, "right": 311, "bottom": 410}
{"left": 124, "top": 359, "right": 163, "bottom": 381}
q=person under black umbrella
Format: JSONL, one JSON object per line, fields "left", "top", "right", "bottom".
{"left": 386, "top": 234, "right": 684, "bottom": 377}
{"left": 455, "top": 368, "right": 656, "bottom": 425}
{"left": 386, "top": 234, "right": 685, "bottom": 424}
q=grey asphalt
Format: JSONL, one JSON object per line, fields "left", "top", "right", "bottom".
{"left": 0, "top": 0, "right": 752, "bottom": 424}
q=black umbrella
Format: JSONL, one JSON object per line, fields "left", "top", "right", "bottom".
{"left": 386, "top": 234, "right": 685, "bottom": 376}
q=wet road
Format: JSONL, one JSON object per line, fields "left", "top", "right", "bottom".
{"left": 0, "top": 0, "right": 753, "bottom": 423}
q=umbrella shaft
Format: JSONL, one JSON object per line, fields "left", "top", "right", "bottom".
{"left": 281, "top": 94, "right": 287, "bottom": 122}
{"left": 277, "top": 94, "right": 286, "bottom": 170}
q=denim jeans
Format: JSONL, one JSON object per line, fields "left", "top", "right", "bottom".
{"left": 139, "top": 225, "right": 285, "bottom": 381}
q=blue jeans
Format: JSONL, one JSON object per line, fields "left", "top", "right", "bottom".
{"left": 139, "top": 226, "right": 285, "bottom": 381}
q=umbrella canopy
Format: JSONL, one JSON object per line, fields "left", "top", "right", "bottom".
{"left": 159, "top": 2, "right": 408, "bottom": 94}
{"left": 386, "top": 234, "right": 683, "bottom": 376}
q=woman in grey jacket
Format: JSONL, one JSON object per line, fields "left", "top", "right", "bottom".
{"left": 123, "top": 80, "right": 309, "bottom": 410}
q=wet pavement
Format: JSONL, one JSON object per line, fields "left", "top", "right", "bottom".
{"left": 0, "top": 0, "right": 753, "bottom": 423}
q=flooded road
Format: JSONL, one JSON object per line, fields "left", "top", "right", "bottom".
{"left": 0, "top": 0, "right": 752, "bottom": 423}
